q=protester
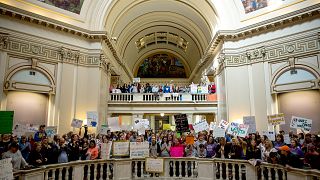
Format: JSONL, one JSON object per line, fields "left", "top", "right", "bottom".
{"left": 2, "top": 142, "right": 28, "bottom": 170}
{"left": 34, "top": 125, "right": 47, "bottom": 142}
{"left": 278, "top": 145, "right": 303, "bottom": 168}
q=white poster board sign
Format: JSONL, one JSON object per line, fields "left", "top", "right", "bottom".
{"left": 101, "top": 142, "right": 112, "bottom": 159}
{"left": 0, "top": 158, "right": 13, "bottom": 180}
{"left": 145, "top": 158, "right": 164, "bottom": 173}
{"left": 218, "top": 120, "right": 229, "bottom": 130}
{"left": 130, "top": 142, "right": 150, "bottom": 158}
{"left": 227, "top": 122, "right": 249, "bottom": 138}
{"left": 243, "top": 116, "right": 256, "bottom": 134}
{"left": 133, "top": 77, "right": 140, "bottom": 83}
{"left": 267, "top": 113, "right": 285, "bottom": 126}
{"left": 99, "top": 125, "right": 109, "bottom": 135}
{"left": 12, "top": 124, "right": 28, "bottom": 137}
{"left": 190, "top": 84, "right": 198, "bottom": 94}
{"left": 71, "top": 119, "right": 83, "bottom": 128}
{"left": 284, "top": 134, "right": 291, "bottom": 145}
{"left": 262, "top": 131, "right": 275, "bottom": 141}
{"left": 107, "top": 117, "right": 120, "bottom": 132}
{"left": 87, "top": 111, "right": 98, "bottom": 127}
{"left": 290, "top": 116, "right": 312, "bottom": 132}
{"left": 209, "top": 122, "right": 216, "bottom": 131}
{"left": 213, "top": 127, "right": 225, "bottom": 137}
{"left": 113, "top": 142, "right": 130, "bottom": 156}
{"left": 193, "top": 120, "right": 209, "bottom": 133}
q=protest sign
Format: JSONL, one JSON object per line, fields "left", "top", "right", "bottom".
{"left": 170, "top": 146, "right": 184, "bottom": 157}
{"left": 290, "top": 116, "right": 312, "bottom": 132}
{"left": 186, "top": 136, "right": 194, "bottom": 145}
{"left": 26, "top": 124, "right": 39, "bottom": 132}
{"left": 209, "top": 122, "right": 216, "bottom": 131}
{"left": 218, "top": 120, "right": 229, "bottom": 130}
{"left": 71, "top": 119, "right": 83, "bottom": 128}
{"left": 193, "top": 120, "right": 209, "bottom": 133}
{"left": 213, "top": 127, "right": 225, "bottom": 137}
{"left": 108, "top": 117, "right": 120, "bottom": 132}
{"left": 87, "top": 111, "right": 98, "bottom": 127}
{"left": 262, "top": 131, "right": 275, "bottom": 141}
{"left": 145, "top": 158, "right": 164, "bottom": 173}
{"left": 113, "top": 141, "right": 130, "bottom": 156}
{"left": 133, "top": 77, "right": 140, "bottom": 83}
{"left": 267, "top": 113, "right": 285, "bottom": 126}
{"left": 174, "top": 114, "right": 189, "bottom": 132}
{"left": 190, "top": 84, "right": 198, "bottom": 94}
{"left": 101, "top": 142, "right": 112, "bottom": 159}
{"left": 100, "top": 125, "right": 109, "bottom": 135}
{"left": 0, "top": 158, "right": 13, "bottom": 180}
{"left": 243, "top": 116, "right": 256, "bottom": 134}
{"left": 45, "top": 126, "right": 57, "bottom": 138}
{"left": 284, "top": 134, "right": 291, "bottom": 144}
{"left": 12, "top": 124, "right": 28, "bottom": 137}
{"left": 130, "top": 142, "right": 149, "bottom": 158}
{"left": 227, "top": 122, "right": 249, "bottom": 138}
{"left": 163, "top": 124, "right": 171, "bottom": 130}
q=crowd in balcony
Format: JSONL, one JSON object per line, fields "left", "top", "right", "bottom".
{"left": 109, "top": 82, "right": 216, "bottom": 94}
{"left": 1, "top": 125, "right": 319, "bottom": 172}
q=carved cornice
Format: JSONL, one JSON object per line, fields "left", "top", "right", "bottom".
{"left": 0, "top": 32, "right": 9, "bottom": 49}
{"left": 60, "top": 47, "right": 80, "bottom": 64}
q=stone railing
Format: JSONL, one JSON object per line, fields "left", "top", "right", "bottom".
{"left": 109, "top": 93, "right": 217, "bottom": 103}
{"left": 13, "top": 158, "right": 320, "bottom": 180}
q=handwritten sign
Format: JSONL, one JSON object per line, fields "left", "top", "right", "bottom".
{"left": 174, "top": 114, "right": 189, "bottom": 132}
{"left": 101, "top": 142, "right": 112, "bottom": 159}
{"left": 113, "top": 141, "right": 129, "bottom": 156}
{"left": 12, "top": 124, "right": 28, "bottom": 137}
{"left": 145, "top": 158, "right": 164, "bottom": 173}
{"left": 213, "top": 127, "right": 225, "bottom": 138}
{"left": 284, "top": 134, "right": 291, "bottom": 145}
{"left": 243, "top": 116, "right": 256, "bottom": 134}
{"left": 193, "top": 120, "right": 209, "bottom": 133}
{"left": 71, "top": 119, "right": 83, "bottom": 128}
{"left": 87, "top": 111, "right": 98, "bottom": 127}
{"left": 0, "top": 158, "right": 13, "bottom": 180}
{"left": 262, "top": 131, "right": 275, "bottom": 141}
{"left": 130, "top": 142, "right": 149, "bottom": 158}
{"left": 133, "top": 77, "right": 140, "bottom": 83}
{"left": 267, "top": 113, "right": 285, "bottom": 126}
{"left": 227, "top": 122, "right": 249, "bottom": 138}
{"left": 99, "top": 125, "right": 109, "bottom": 135}
{"left": 45, "top": 126, "right": 57, "bottom": 138}
{"left": 290, "top": 116, "right": 312, "bottom": 132}
{"left": 170, "top": 146, "right": 184, "bottom": 157}
{"left": 186, "top": 136, "right": 194, "bottom": 145}
{"left": 218, "top": 120, "right": 229, "bottom": 130}
{"left": 163, "top": 124, "right": 171, "bottom": 130}
{"left": 209, "top": 122, "right": 216, "bottom": 131}
{"left": 108, "top": 117, "right": 120, "bottom": 132}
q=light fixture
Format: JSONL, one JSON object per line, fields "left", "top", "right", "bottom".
{"left": 160, "top": 113, "right": 164, "bottom": 117}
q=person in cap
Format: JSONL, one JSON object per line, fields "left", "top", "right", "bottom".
{"left": 278, "top": 145, "right": 303, "bottom": 168}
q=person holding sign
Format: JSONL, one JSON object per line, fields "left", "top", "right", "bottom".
{"left": 160, "top": 136, "right": 171, "bottom": 157}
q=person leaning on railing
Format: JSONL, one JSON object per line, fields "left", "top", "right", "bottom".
{"left": 2, "top": 142, "right": 28, "bottom": 171}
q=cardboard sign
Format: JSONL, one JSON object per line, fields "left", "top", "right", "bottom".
{"left": 213, "top": 127, "right": 225, "bottom": 138}
{"left": 262, "top": 131, "right": 275, "bottom": 141}
{"left": 87, "top": 111, "right": 98, "bottom": 127}
{"left": 145, "top": 158, "right": 164, "bottom": 173}
{"left": 267, "top": 113, "right": 285, "bottom": 126}
{"left": 227, "top": 122, "right": 249, "bottom": 138}
{"left": 170, "top": 146, "right": 184, "bottom": 157}
{"left": 71, "top": 119, "right": 83, "bottom": 128}
{"left": 0, "top": 158, "right": 13, "bottom": 180}
{"left": 45, "top": 126, "right": 57, "bottom": 138}
{"left": 130, "top": 142, "right": 150, "bottom": 158}
{"left": 101, "top": 142, "right": 112, "bottom": 159}
{"left": 193, "top": 120, "right": 209, "bottom": 133}
{"left": 163, "top": 124, "right": 171, "bottom": 130}
{"left": 284, "top": 134, "right": 291, "bottom": 144}
{"left": 290, "top": 116, "right": 312, "bottom": 132}
{"left": 108, "top": 117, "right": 120, "bottom": 132}
{"left": 243, "top": 116, "right": 256, "bottom": 134}
{"left": 186, "top": 136, "right": 195, "bottom": 145}
{"left": 113, "top": 141, "right": 130, "bottom": 156}
{"left": 218, "top": 120, "right": 229, "bottom": 130}
{"left": 174, "top": 114, "right": 189, "bottom": 132}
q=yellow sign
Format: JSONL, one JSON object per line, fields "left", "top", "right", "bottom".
{"left": 163, "top": 124, "right": 171, "bottom": 130}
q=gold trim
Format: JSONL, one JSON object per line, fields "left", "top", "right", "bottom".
{"left": 241, "top": 0, "right": 305, "bottom": 22}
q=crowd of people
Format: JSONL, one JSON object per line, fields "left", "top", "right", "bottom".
{"left": 1, "top": 125, "right": 319, "bottom": 172}
{"left": 109, "top": 82, "right": 216, "bottom": 94}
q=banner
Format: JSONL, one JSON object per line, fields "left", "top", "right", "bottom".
{"left": 193, "top": 120, "right": 209, "bottom": 133}
{"left": 0, "top": 158, "right": 13, "bottom": 180}
{"left": 186, "top": 136, "right": 194, "bottom": 145}
{"left": 267, "top": 113, "right": 285, "bottom": 126}
{"left": 213, "top": 127, "right": 225, "bottom": 138}
{"left": 45, "top": 126, "right": 57, "bottom": 138}
{"left": 174, "top": 114, "right": 189, "bottom": 132}
{"left": 130, "top": 142, "right": 150, "bottom": 158}
{"left": 170, "top": 146, "right": 184, "bottom": 157}
{"left": 145, "top": 158, "right": 164, "bottom": 173}
{"left": 87, "top": 111, "right": 98, "bottom": 127}
{"left": 107, "top": 117, "right": 120, "bottom": 132}
{"left": 290, "top": 116, "right": 312, "bottom": 132}
{"left": 227, "top": 122, "right": 249, "bottom": 138}
{"left": 243, "top": 116, "right": 256, "bottom": 134}
{"left": 262, "top": 131, "right": 275, "bottom": 141}
{"left": 71, "top": 119, "right": 83, "bottom": 128}
{"left": 113, "top": 141, "right": 130, "bottom": 156}
{"left": 101, "top": 142, "right": 112, "bottom": 159}
{"left": 218, "top": 120, "right": 229, "bottom": 130}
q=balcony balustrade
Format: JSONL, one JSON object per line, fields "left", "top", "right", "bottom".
{"left": 13, "top": 158, "right": 320, "bottom": 180}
